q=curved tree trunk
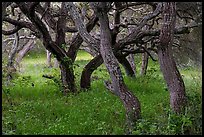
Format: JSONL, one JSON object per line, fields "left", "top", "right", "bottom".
{"left": 158, "top": 2, "right": 187, "bottom": 114}
{"left": 80, "top": 52, "right": 135, "bottom": 89}
{"left": 66, "top": 2, "right": 141, "bottom": 133}
{"left": 58, "top": 6, "right": 98, "bottom": 94}
{"left": 81, "top": 45, "right": 99, "bottom": 57}
{"left": 80, "top": 54, "right": 103, "bottom": 89}
{"left": 92, "top": 3, "right": 141, "bottom": 133}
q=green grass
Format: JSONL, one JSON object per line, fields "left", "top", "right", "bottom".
{"left": 2, "top": 51, "right": 202, "bottom": 135}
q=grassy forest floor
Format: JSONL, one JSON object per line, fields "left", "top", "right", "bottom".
{"left": 2, "top": 50, "right": 202, "bottom": 135}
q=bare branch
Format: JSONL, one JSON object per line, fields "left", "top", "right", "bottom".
{"left": 122, "top": 48, "right": 143, "bottom": 56}
{"left": 65, "top": 2, "right": 99, "bottom": 51}
{"left": 3, "top": 35, "right": 36, "bottom": 43}
{"left": 17, "top": 2, "right": 69, "bottom": 62}
{"left": 35, "top": 4, "right": 57, "bottom": 31}
{"left": 3, "top": 17, "right": 40, "bottom": 37}
{"left": 117, "top": 21, "right": 201, "bottom": 48}
{"left": 140, "top": 46, "right": 157, "bottom": 61}
{"left": 2, "top": 26, "right": 22, "bottom": 35}
{"left": 117, "top": 3, "right": 162, "bottom": 48}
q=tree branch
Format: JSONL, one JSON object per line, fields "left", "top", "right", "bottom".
{"left": 2, "top": 26, "right": 22, "bottom": 35}
{"left": 117, "top": 21, "right": 201, "bottom": 48}
{"left": 65, "top": 2, "right": 99, "bottom": 51}
{"left": 2, "top": 17, "right": 41, "bottom": 37}
{"left": 17, "top": 2, "right": 69, "bottom": 62}
{"left": 117, "top": 3, "right": 162, "bottom": 49}
{"left": 3, "top": 35, "right": 36, "bottom": 43}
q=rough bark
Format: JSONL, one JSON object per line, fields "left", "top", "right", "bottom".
{"left": 81, "top": 45, "right": 99, "bottom": 57}
{"left": 91, "top": 2, "right": 141, "bottom": 133}
{"left": 65, "top": 2, "right": 100, "bottom": 51}
{"left": 17, "top": 2, "right": 99, "bottom": 94}
{"left": 59, "top": 62, "right": 76, "bottom": 94}
{"left": 79, "top": 3, "right": 195, "bottom": 89}
{"left": 158, "top": 2, "right": 187, "bottom": 114}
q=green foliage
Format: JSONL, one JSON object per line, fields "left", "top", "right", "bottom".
{"left": 131, "top": 88, "right": 202, "bottom": 135}
{"left": 60, "top": 43, "right": 67, "bottom": 49}
{"left": 62, "top": 56, "right": 72, "bottom": 64}
{"left": 2, "top": 51, "right": 202, "bottom": 135}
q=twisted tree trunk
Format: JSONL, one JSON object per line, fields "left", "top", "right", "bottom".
{"left": 158, "top": 2, "right": 187, "bottom": 114}
{"left": 92, "top": 2, "right": 141, "bottom": 133}
{"left": 80, "top": 54, "right": 103, "bottom": 89}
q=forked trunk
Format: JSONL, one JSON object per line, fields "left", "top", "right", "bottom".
{"left": 17, "top": 2, "right": 77, "bottom": 94}
{"left": 57, "top": 3, "right": 77, "bottom": 94}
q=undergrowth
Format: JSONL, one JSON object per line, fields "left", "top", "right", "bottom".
{"left": 2, "top": 51, "right": 202, "bottom": 135}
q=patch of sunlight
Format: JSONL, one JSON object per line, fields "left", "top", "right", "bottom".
{"left": 76, "top": 50, "right": 93, "bottom": 61}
